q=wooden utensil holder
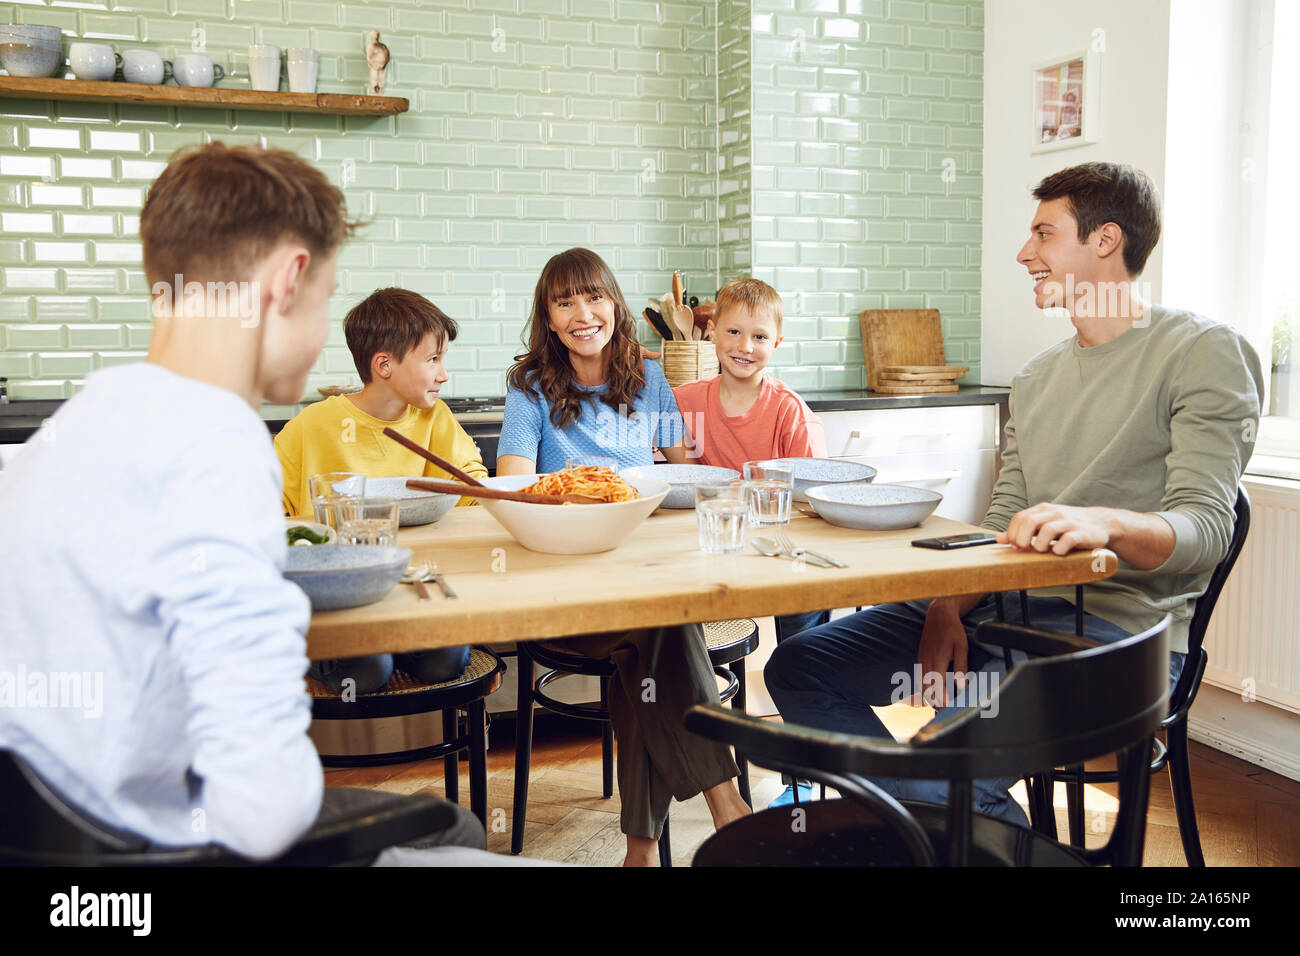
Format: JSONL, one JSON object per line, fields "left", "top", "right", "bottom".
{"left": 661, "top": 341, "right": 719, "bottom": 387}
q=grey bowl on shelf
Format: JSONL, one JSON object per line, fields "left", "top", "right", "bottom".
{"left": 0, "top": 31, "right": 64, "bottom": 78}
{"left": 804, "top": 482, "right": 942, "bottom": 531}
{"left": 0, "top": 25, "right": 63, "bottom": 43}
{"left": 362, "top": 476, "right": 458, "bottom": 527}
{"left": 754, "top": 456, "right": 877, "bottom": 502}
{"left": 283, "top": 544, "right": 411, "bottom": 611}
{"left": 620, "top": 463, "right": 740, "bottom": 509}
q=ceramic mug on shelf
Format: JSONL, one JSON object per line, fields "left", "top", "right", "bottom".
{"left": 69, "top": 42, "right": 121, "bottom": 82}
{"left": 172, "top": 51, "right": 224, "bottom": 88}
{"left": 285, "top": 47, "right": 318, "bottom": 93}
{"left": 121, "top": 49, "right": 171, "bottom": 85}
{"left": 247, "top": 43, "right": 281, "bottom": 92}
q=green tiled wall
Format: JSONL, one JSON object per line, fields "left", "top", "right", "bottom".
{"left": 0, "top": 0, "right": 984, "bottom": 401}
{"left": 717, "top": 0, "right": 751, "bottom": 279}
{"left": 748, "top": 0, "right": 984, "bottom": 389}
{"left": 0, "top": 0, "right": 718, "bottom": 400}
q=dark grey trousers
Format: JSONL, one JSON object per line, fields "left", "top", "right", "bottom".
{"left": 544, "top": 623, "right": 739, "bottom": 840}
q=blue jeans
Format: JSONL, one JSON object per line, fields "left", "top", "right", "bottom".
{"left": 775, "top": 609, "right": 830, "bottom": 644}
{"left": 764, "top": 593, "right": 1185, "bottom": 826}
{"left": 310, "top": 647, "right": 472, "bottom": 694}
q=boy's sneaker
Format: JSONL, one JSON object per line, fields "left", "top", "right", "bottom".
{"left": 768, "top": 782, "right": 815, "bottom": 807}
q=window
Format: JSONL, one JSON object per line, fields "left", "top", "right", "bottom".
{"left": 1165, "top": 0, "right": 1299, "bottom": 477}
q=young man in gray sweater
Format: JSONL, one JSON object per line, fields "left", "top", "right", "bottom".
{"left": 764, "top": 162, "right": 1264, "bottom": 822}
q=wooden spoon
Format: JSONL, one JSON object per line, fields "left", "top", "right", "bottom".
{"left": 383, "top": 427, "right": 485, "bottom": 486}
{"left": 670, "top": 272, "right": 695, "bottom": 341}
{"left": 405, "top": 478, "right": 601, "bottom": 506}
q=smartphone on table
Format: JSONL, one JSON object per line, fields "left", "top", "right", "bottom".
{"left": 911, "top": 532, "right": 998, "bottom": 550}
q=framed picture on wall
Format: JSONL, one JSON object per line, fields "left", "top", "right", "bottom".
{"left": 1030, "top": 50, "right": 1100, "bottom": 152}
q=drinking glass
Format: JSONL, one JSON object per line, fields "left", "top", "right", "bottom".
{"left": 743, "top": 461, "right": 794, "bottom": 527}
{"left": 309, "top": 472, "right": 365, "bottom": 531}
{"left": 565, "top": 456, "right": 618, "bottom": 472}
{"left": 695, "top": 482, "right": 749, "bottom": 554}
{"left": 338, "top": 497, "right": 399, "bottom": 547}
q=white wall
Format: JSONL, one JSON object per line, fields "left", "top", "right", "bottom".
{"left": 980, "top": 0, "right": 1172, "bottom": 385}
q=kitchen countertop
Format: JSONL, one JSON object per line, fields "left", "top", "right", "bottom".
{"left": 0, "top": 385, "right": 1008, "bottom": 444}
{"left": 800, "top": 385, "right": 1008, "bottom": 412}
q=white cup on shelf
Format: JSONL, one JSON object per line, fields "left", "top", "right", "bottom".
{"left": 69, "top": 42, "right": 120, "bottom": 82}
{"left": 121, "top": 49, "right": 170, "bottom": 85}
{"left": 247, "top": 43, "right": 281, "bottom": 92}
{"left": 172, "top": 52, "right": 224, "bottom": 88}
{"left": 285, "top": 47, "right": 318, "bottom": 93}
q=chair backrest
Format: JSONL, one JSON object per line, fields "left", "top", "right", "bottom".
{"left": 1174, "top": 486, "right": 1251, "bottom": 707}
{"left": 0, "top": 749, "right": 152, "bottom": 863}
{"left": 912, "top": 614, "right": 1172, "bottom": 780}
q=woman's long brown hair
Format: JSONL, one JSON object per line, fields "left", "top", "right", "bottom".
{"left": 507, "top": 248, "right": 646, "bottom": 431}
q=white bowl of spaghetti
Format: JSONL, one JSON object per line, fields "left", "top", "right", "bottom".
{"left": 477, "top": 467, "right": 670, "bottom": 554}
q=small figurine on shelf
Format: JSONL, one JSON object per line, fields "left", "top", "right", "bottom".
{"left": 365, "top": 30, "right": 389, "bottom": 96}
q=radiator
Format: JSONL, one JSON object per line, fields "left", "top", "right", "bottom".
{"left": 1201, "top": 477, "right": 1300, "bottom": 715}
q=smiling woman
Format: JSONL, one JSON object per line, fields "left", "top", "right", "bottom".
{"left": 497, "top": 247, "right": 690, "bottom": 475}
{"left": 493, "top": 248, "right": 751, "bottom": 866}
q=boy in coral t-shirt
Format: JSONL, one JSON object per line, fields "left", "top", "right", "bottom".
{"left": 673, "top": 278, "right": 826, "bottom": 470}
{"left": 674, "top": 277, "right": 830, "bottom": 805}
{"left": 674, "top": 278, "right": 829, "bottom": 636}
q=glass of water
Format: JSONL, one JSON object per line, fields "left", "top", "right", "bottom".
{"left": 695, "top": 482, "right": 749, "bottom": 554}
{"left": 309, "top": 472, "right": 366, "bottom": 531}
{"left": 743, "top": 461, "right": 794, "bottom": 527}
{"left": 338, "top": 497, "right": 400, "bottom": 547}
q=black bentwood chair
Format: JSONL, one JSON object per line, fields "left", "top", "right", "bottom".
{"left": 511, "top": 620, "right": 760, "bottom": 867}
{"left": 685, "top": 614, "right": 1172, "bottom": 867}
{"left": 0, "top": 749, "right": 459, "bottom": 866}
{"left": 309, "top": 647, "right": 505, "bottom": 829}
{"left": 1033, "top": 487, "right": 1251, "bottom": 867}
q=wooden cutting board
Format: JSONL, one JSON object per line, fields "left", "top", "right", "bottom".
{"left": 859, "top": 309, "right": 946, "bottom": 392}
{"left": 872, "top": 382, "right": 959, "bottom": 394}
{"left": 879, "top": 364, "right": 969, "bottom": 380}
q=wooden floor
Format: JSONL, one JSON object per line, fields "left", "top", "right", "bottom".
{"left": 323, "top": 703, "right": 1300, "bottom": 866}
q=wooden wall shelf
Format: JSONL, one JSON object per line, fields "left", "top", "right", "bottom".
{"left": 0, "top": 76, "right": 408, "bottom": 116}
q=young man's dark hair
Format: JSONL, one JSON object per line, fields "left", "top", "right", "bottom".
{"left": 343, "top": 288, "right": 459, "bottom": 382}
{"left": 1032, "top": 162, "right": 1162, "bottom": 276}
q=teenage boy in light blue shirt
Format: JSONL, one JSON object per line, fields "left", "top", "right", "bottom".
{"left": 0, "top": 143, "right": 493, "bottom": 862}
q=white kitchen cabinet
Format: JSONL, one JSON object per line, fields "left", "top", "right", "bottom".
{"left": 817, "top": 405, "right": 1001, "bottom": 525}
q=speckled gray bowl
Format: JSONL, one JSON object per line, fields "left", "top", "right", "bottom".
{"left": 283, "top": 544, "right": 411, "bottom": 610}
{"left": 0, "top": 25, "right": 63, "bottom": 43}
{"left": 362, "top": 477, "right": 458, "bottom": 527}
{"left": 0, "top": 34, "right": 64, "bottom": 78}
{"left": 621, "top": 463, "right": 741, "bottom": 509}
{"left": 755, "top": 457, "right": 877, "bottom": 502}
{"left": 805, "top": 482, "right": 942, "bottom": 531}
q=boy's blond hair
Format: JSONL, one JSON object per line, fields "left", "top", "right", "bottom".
{"left": 716, "top": 278, "right": 784, "bottom": 332}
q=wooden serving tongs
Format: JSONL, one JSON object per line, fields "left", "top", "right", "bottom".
{"left": 382, "top": 427, "right": 600, "bottom": 505}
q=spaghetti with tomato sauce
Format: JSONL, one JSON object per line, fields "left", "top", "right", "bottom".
{"left": 519, "top": 465, "right": 640, "bottom": 503}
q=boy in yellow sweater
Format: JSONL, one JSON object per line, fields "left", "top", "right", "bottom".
{"left": 276, "top": 287, "right": 482, "bottom": 691}
{"left": 276, "top": 287, "right": 487, "bottom": 516}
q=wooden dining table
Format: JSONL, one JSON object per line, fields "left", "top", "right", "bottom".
{"left": 304, "top": 506, "right": 1117, "bottom": 660}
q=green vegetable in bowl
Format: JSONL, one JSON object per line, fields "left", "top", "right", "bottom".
{"left": 287, "top": 525, "right": 329, "bottom": 546}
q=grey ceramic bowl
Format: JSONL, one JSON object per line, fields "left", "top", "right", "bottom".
{"left": 283, "top": 544, "right": 411, "bottom": 611}
{"left": 755, "top": 457, "right": 877, "bottom": 502}
{"left": 0, "top": 25, "right": 63, "bottom": 46}
{"left": 362, "top": 477, "right": 458, "bottom": 527}
{"left": 805, "top": 482, "right": 942, "bottom": 531}
{"left": 621, "top": 463, "right": 740, "bottom": 509}
{"left": 0, "top": 34, "right": 64, "bottom": 78}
